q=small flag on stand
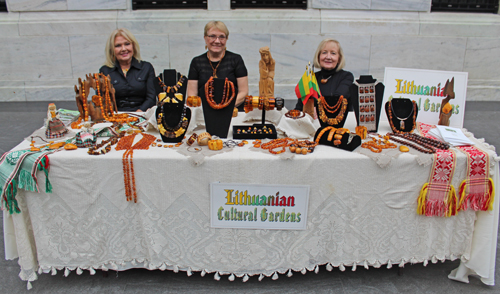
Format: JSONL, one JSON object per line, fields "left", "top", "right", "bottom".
{"left": 295, "top": 68, "right": 311, "bottom": 105}
{"left": 309, "top": 65, "right": 321, "bottom": 100}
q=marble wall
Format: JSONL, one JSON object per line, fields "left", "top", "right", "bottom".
{"left": 0, "top": 1, "right": 499, "bottom": 102}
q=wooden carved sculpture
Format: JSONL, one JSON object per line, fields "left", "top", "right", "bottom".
{"left": 73, "top": 73, "right": 122, "bottom": 126}
{"left": 438, "top": 77, "right": 455, "bottom": 126}
{"left": 258, "top": 46, "right": 275, "bottom": 98}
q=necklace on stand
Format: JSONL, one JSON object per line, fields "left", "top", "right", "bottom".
{"left": 157, "top": 105, "right": 189, "bottom": 138}
{"left": 387, "top": 100, "right": 416, "bottom": 133}
{"left": 318, "top": 96, "right": 348, "bottom": 125}
{"left": 204, "top": 76, "right": 235, "bottom": 109}
{"left": 158, "top": 74, "right": 187, "bottom": 94}
{"left": 207, "top": 49, "right": 226, "bottom": 78}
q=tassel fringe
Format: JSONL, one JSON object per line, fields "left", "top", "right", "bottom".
{"left": 417, "top": 182, "right": 457, "bottom": 217}
{"left": 458, "top": 178, "right": 494, "bottom": 212}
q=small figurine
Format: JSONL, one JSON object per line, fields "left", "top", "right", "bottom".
{"left": 75, "top": 121, "right": 96, "bottom": 148}
{"left": 45, "top": 103, "right": 69, "bottom": 139}
{"left": 258, "top": 46, "right": 275, "bottom": 98}
{"left": 438, "top": 77, "right": 455, "bottom": 126}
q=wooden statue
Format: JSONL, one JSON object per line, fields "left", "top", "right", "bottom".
{"left": 73, "top": 73, "right": 118, "bottom": 123}
{"left": 258, "top": 46, "right": 275, "bottom": 98}
{"left": 438, "top": 77, "right": 455, "bottom": 126}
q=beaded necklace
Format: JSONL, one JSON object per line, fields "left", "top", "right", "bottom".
{"left": 115, "top": 133, "right": 156, "bottom": 203}
{"left": 320, "top": 95, "right": 343, "bottom": 113}
{"left": 93, "top": 73, "right": 137, "bottom": 124}
{"left": 158, "top": 74, "right": 186, "bottom": 93}
{"left": 87, "top": 132, "right": 124, "bottom": 155}
{"left": 204, "top": 76, "right": 236, "bottom": 110}
{"left": 207, "top": 49, "right": 226, "bottom": 78}
{"left": 387, "top": 100, "right": 416, "bottom": 133}
{"left": 157, "top": 105, "right": 189, "bottom": 138}
{"left": 260, "top": 138, "right": 295, "bottom": 154}
{"left": 317, "top": 96, "right": 348, "bottom": 126}
{"left": 387, "top": 133, "right": 435, "bottom": 154}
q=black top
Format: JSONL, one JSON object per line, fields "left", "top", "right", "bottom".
{"left": 188, "top": 50, "right": 248, "bottom": 105}
{"left": 295, "top": 68, "right": 354, "bottom": 111}
{"left": 99, "top": 57, "right": 156, "bottom": 112}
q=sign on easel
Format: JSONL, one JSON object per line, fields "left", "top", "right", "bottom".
{"left": 382, "top": 67, "right": 468, "bottom": 128}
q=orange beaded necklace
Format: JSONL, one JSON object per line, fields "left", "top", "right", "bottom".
{"left": 115, "top": 133, "right": 156, "bottom": 203}
{"left": 204, "top": 76, "right": 236, "bottom": 110}
{"left": 318, "top": 96, "right": 348, "bottom": 126}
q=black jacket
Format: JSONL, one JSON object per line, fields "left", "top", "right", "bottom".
{"left": 99, "top": 58, "right": 156, "bottom": 112}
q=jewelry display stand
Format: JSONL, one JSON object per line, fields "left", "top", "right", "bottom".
{"left": 201, "top": 78, "right": 236, "bottom": 138}
{"left": 385, "top": 98, "right": 418, "bottom": 133}
{"left": 315, "top": 95, "right": 350, "bottom": 128}
{"left": 156, "top": 69, "right": 191, "bottom": 143}
{"left": 233, "top": 106, "right": 278, "bottom": 140}
{"left": 350, "top": 75, "right": 384, "bottom": 132}
{"left": 313, "top": 127, "right": 361, "bottom": 151}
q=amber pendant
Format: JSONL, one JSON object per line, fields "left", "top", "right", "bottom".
{"left": 213, "top": 70, "right": 218, "bottom": 78}
{"left": 400, "top": 120, "right": 405, "bottom": 130}
{"left": 321, "top": 79, "right": 328, "bottom": 84}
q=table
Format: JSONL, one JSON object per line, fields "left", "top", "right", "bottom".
{"left": 3, "top": 114, "right": 499, "bottom": 287}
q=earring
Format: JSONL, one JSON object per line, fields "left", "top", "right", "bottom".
{"left": 205, "top": 45, "right": 207, "bottom": 50}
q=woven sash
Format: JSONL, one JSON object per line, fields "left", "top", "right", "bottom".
{"left": 457, "top": 145, "right": 494, "bottom": 211}
{"left": 0, "top": 149, "right": 55, "bottom": 214}
{"left": 417, "top": 122, "right": 458, "bottom": 217}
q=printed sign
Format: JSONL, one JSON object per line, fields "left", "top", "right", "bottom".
{"left": 210, "top": 183, "right": 309, "bottom": 230}
{"left": 383, "top": 67, "right": 468, "bottom": 128}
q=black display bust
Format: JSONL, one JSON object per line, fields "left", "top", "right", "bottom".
{"left": 385, "top": 98, "right": 418, "bottom": 133}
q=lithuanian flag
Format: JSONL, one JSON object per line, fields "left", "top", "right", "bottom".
{"left": 295, "top": 69, "right": 311, "bottom": 104}
{"left": 309, "top": 70, "right": 321, "bottom": 100}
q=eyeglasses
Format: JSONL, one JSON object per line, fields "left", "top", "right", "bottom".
{"left": 206, "top": 35, "right": 227, "bottom": 41}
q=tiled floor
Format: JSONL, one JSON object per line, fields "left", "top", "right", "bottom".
{"left": 0, "top": 101, "right": 499, "bottom": 293}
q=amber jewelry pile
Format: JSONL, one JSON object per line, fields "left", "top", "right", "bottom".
{"left": 254, "top": 138, "right": 295, "bottom": 154}
{"left": 361, "top": 135, "right": 397, "bottom": 153}
{"left": 87, "top": 132, "right": 125, "bottom": 155}
{"left": 289, "top": 140, "right": 318, "bottom": 155}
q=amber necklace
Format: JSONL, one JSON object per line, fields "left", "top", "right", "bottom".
{"left": 157, "top": 105, "right": 189, "bottom": 138}
{"left": 319, "top": 95, "right": 343, "bottom": 113}
{"left": 207, "top": 49, "right": 226, "bottom": 78}
{"left": 204, "top": 76, "right": 235, "bottom": 109}
{"left": 387, "top": 100, "right": 416, "bottom": 133}
{"left": 115, "top": 133, "right": 156, "bottom": 203}
{"left": 318, "top": 96, "right": 348, "bottom": 126}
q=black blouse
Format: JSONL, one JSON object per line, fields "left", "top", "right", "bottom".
{"left": 99, "top": 58, "right": 156, "bottom": 112}
{"left": 188, "top": 50, "right": 248, "bottom": 103}
{"left": 295, "top": 69, "right": 354, "bottom": 111}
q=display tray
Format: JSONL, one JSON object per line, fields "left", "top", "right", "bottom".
{"left": 232, "top": 123, "right": 277, "bottom": 139}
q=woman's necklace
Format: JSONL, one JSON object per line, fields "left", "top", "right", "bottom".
{"left": 318, "top": 96, "right": 348, "bottom": 126}
{"left": 207, "top": 49, "right": 226, "bottom": 78}
{"left": 204, "top": 76, "right": 235, "bottom": 109}
{"left": 321, "top": 75, "right": 332, "bottom": 84}
{"left": 388, "top": 100, "right": 416, "bottom": 132}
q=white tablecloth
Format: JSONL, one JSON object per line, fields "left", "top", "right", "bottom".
{"left": 3, "top": 115, "right": 499, "bottom": 287}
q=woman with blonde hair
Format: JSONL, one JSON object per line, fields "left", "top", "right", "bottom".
{"left": 187, "top": 21, "right": 248, "bottom": 110}
{"left": 295, "top": 38, "right": 353, "bottom": 111}
{"left": 100, "top": 28, "right": 156, "bottom": 112}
